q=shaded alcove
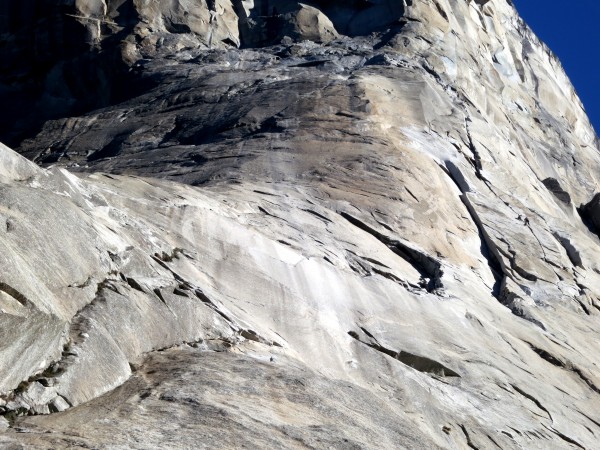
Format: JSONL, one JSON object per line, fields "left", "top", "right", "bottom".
{"left": 235, "top": 0, "right": 406, "bottom": 47}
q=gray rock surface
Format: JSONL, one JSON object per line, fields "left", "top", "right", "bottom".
{"left": 1, "top": 348, "right": 443, "bottom": 449}
{"left": 1, "top": 0, "right": 600, "bottom": 449}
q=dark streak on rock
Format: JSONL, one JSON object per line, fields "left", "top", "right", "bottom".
{"left": 523, "top": 341, "right": 565, "bottom": 367}
{"left": 511, "top": 384, "right": 553, "bottom": 422}
{"left": 523, "top": 341, "right": 600, "bottom": 394}
{"left": 576, "top": 410, "right": 600, "bottom": 430}
{"left": 542, "top": 178, "right": 572, "bottom": 204}
{"left": 153, "top": 288, "right": 167, "bottom": 304}
{"left": 442, "top": 163, "right": 503, "bottom": 297}
{"left": 194, "top": 289, "right": 235, "bottom": 326}
{"left": 0, "top": 283, "right": 30, "bottom": 307}
{"left": 542, "top": 424, "right": 586, "bottom": 449}
{"left": 572, "top": 367, "right": 600, "bottom": 395}
{"left": 302, "top": 208, "right": 332, "bottom": 223}
{"left": 552, "top": 232, "right": 583, "bottom": 267}
{"left": 339, "top": 212, "right": 443, "bottom": 292}
{"left": 486, "top": 434, "right": 504, "bottom": 449}
{"left": 348, "top": 330, "right": 460, "bottom": 378}
{"left": 460, "top": 424, "right": 480, "bottom": 450}
{"left": 126, "top": 277, "right": 146, "bottom": 293}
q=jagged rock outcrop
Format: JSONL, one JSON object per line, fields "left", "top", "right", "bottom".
{"left": 1, "top": 0, "right": 600, "bottom": 448}
{"left": 0, "top": 0, "right": 403, "bottom": 147}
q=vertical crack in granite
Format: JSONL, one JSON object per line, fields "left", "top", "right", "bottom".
{"left": 442, "top": 162, "right": 504, "bottom": 298}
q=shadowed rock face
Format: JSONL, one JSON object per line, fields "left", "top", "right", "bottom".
{"left": 1, "top": 0, "right": 600, "bottom": 449}
{"left": 0, "top": 0, "right": 406, "bottom": 147}
{"left": 238, "top": 0, "right": 405, "bottom": 46}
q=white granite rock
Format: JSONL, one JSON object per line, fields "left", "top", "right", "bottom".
{"left": 0, "top": 1, "right": 599, "bottom": 449}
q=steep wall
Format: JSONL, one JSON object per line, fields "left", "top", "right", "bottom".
{"left": 1, "top": 1, "right": 600, "bottom": 448}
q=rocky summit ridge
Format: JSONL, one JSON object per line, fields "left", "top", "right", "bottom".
{"left": 1, "top": 1, "right": 600, "bottom": 448}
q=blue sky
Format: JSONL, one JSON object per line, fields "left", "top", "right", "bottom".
{"left": 512, "top": 0, "right": 600, "bottom": 137}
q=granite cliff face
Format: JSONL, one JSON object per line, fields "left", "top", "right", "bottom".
{"left": 1, "top": 1, "right": 600, "bottom": 448}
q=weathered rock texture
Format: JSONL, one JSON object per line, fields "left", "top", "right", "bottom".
{"left": 1, "top": 0, "right": 600, "bottom": 449}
